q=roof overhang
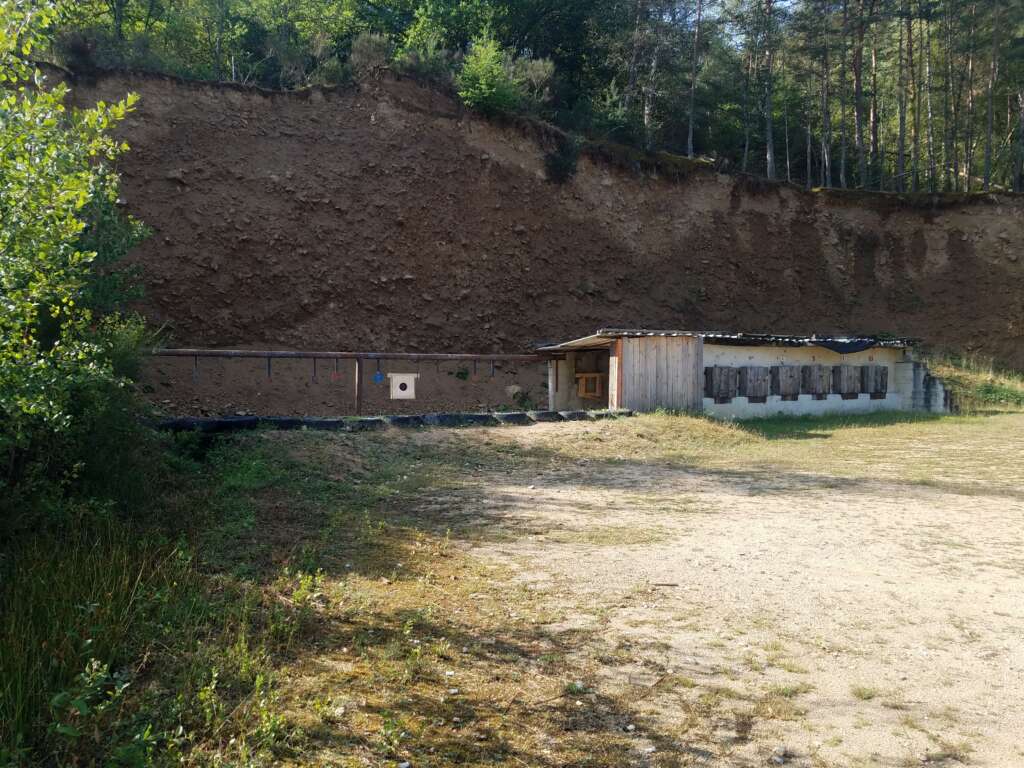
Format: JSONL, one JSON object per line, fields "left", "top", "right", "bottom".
{"left": 537, "top": 329, "right": 917, "bottom": 354}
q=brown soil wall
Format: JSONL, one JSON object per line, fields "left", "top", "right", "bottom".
{"left": 64, "top": 70, "right": 1024, "bottom": 413}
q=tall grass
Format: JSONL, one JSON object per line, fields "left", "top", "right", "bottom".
{"left": 0, "top": 436, "right": 321, "bottom": 765}
{"left": 0, "top": 512, "right": 195, "bottom": 760}
{"left": 927, "top": 353, "right": 1024, "bottom": 413}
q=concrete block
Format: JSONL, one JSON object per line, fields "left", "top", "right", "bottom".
{"left": 301, "top": 418, "right": 348, "bottom": 431}
{"left": 423, "top": 413, "right": 498, "bottom": 427}
{"left": 527, "top": 410, "right": 564, "bottom": 422}
{"left": 387, "top": 415, "right": 425, "bottom": 428}
{"left": 260, "top": 416, "right": 305, "bottom": 430}
{"left": 558, "top": 410, "right": 590, "bottom": 421}
{"left": 348, "top": 417, "right": 387, "bottom": 431}
{"left": 493, "top": 411, "right": 532, "bottom": 426}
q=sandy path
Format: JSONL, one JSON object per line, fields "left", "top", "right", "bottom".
{"left": 415, "top": 449, "right": 1024, "bottom": 766}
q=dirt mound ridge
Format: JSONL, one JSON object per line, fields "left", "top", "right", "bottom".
{"left": 70, "top": 71, "right": 1024, "bottom": 367}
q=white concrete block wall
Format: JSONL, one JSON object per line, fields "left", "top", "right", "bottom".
{"left": 703, "top": 393, "right": 904, "bottom": 420}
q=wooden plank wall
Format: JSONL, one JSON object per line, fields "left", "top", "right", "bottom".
{"left": 771, "top": 366, "right": 802, "bottom": 397}
{"left": 860, "top": 365, "right": 888, "bottom": 394}
{"left": 608, "top": 340, "right": 622, "bottom": 409}
{"left": 831, "top": 365, "right": 861, "bottom": 394}
{"left": 705, "top": 366, "right": 739, "bottom": 401}
{"left": 620, "top": 336, "right": 702, "bottom": 412}
{"left": 800, "top": 365, "right": 831, "bottom": 395}
{"left": 739, "top": 366, "right": 770, "bottom": 399}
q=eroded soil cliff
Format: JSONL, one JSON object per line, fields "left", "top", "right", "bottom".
{"left": 70, "top": 71, "right": 1024, "bottom": 367}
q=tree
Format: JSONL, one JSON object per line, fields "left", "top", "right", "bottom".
{"left": 456, "top": 31, "right": 520, "bottom": 114}
{"left": 687, "top": 0, "right": 705, "bottom": 157}
{"left": 0, "top": 0, "right": 138, "bottom": 484}
{"left": 851, "top": 0, "right": 876, "bottom": 187}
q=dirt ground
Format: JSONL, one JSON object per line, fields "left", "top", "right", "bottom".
{"left": 293, "top": 413, "right": 1023, "bottom": 767}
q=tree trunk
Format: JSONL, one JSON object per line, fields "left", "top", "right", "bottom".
{"left": 623, "top": 0, "right": 647, "bottom": 112}
{"left": 820, "top": 0, "right": 832, "bottom": 187}
{"left": 852, "top": 0, "right": 874, "bottom": 188}
{"left": 839, "top": 0, "right": 849, "bottom": 188}
{"left": 897, "top": 3, "right": 907, "bottom": 191}
{"left": 870, "top": 35, "right": 880, "bottom": 187}
{"left": 1015, "top": 87, "right": 1024, "bottom": 193}
{"left": 643, "top": 43, "right": 661, "bottom": 151}
{"left": 763, "top": 0, "right": 780, "bottom": 180}
{"left": 742, "top": 42, "right": 756, "bottom": 172}
{"left": 807, "top": 118, "right": 813, "bottom": 189}
{"left": 941, "top": 0, "right": 953, "bottom": 190}
{"left": 765, "top": 47, "right": 776, "bottom": 179}
{"left": 906, "top": 4, "right": 919, "bottom": 191}
{"left": 923, "top": 11, "right": 935, "bottom": 191}
{"left": 686, "top": 0, "right": 704, "bottom": 158}
{"left": 110, "top": 0, "right": 128, "bottom": 41}
{"left": 785, "top": 108, "right": 792, "bottom": 182}
{"left": 983, "top": 0, "right": 1000, "bottom": 190}
{"left": 964, "top": 3, "right": 977, "bottom": 191}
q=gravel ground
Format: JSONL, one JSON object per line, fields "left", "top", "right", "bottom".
{"left": 405, "top": 416, "right": 1024, "bottom": 766}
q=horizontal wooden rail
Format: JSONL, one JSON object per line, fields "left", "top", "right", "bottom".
{"left": 151, "top": 348, "right": 545, "bottom": 363}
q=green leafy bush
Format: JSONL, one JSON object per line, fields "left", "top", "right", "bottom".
{"left": 456, "top": 32, "right": 520, "bottom": 115}
{"left": 509, "top": 55, "right": 554, "bottom": 111}
{"left": 394, "top": 32, "right": 456, "bottom": 88}
{"left": 350, "top": 31, "right": 394, "bottom": 77}
{"left": 0, "top": 2, "right": 149, "bottom": 521}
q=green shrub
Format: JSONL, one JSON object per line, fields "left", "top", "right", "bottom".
{"left": 456, "top": 32, "right": 520, "bottom": 115}
{"left": 394, "top": 33, "right": 456, "bottom": 88}
{"left": 544, "top": 134, "right": 581, "bottom": 183}
{"left": 77, "top": 190, "right": 150, "bottom": 315}
{"left": 510, "top": 55, "right": 555, "bottom": 112}
{"left": 308, "top": 55, "right": 354, "bottom": 87}
{"left": 350, "top": 31, "right": 394, "bottom": 77}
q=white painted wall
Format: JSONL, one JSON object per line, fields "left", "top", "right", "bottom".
{"left": 701, "top": 344, "right": 924, "bottom": 419}
{"left": 702, "top": 343, "right": 907, "bottom": 373}
{"left": 703, "top": 392, "right": 905, "bottom": 419}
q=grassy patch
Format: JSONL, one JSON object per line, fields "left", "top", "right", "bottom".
{"left": 495, "top": 410, "right": 1024, "bottom": 497}
{"left": 851, "top": 684, "right": 881, "bottom": 701}
{"left": 928, "top": 354, "right": 1024, "bottom": 413}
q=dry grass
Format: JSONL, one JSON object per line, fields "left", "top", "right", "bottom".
{"left": 493, "top": 411, "right": 1024, "bottom": 497}
{"left": 165, "top": 409, "right": 1024, "bottom": 766}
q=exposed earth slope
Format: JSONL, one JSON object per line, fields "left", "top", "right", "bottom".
{"left": 70, "top": 70, "right": 1024, "bottom": 367}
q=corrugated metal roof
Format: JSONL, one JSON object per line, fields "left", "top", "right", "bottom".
{"left": 537, "top": 329, "right": 917, "bottom": 353}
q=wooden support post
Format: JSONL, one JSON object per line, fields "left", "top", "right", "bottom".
{"left": 354, "top": 357, "right": 363, "bottom": 415}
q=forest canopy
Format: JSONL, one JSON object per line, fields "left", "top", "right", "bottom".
{"left": 48, "top": 0, "right": 1024, "bottom": 191}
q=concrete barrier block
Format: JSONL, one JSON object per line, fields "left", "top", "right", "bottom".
{"left": 423, "top": 413, "right": 499, "bottom": 427}
{"left": 260, "top": 416, "right": 305, "bottom": 430}
{"left": 493, "top": 411, "right": 532, "bottom": 425}
{"left": 348, "top": 417, "right": 387, "bottom": 431}
{"left": 387, "top": 415, "right": 425, "bottom": 428}
{"left": 527, "top": 410, "right": 564, "bottom": 422}
{"left": 301, "top": 418, "right": 348, "bottom": 431}
{"left": 460, "top": 413, "right": 500, "bottom": 427}
{"left": 558, "top": 410, "right": 589, "bottom": 421}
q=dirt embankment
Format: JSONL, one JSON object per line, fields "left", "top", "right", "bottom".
{"left": 69, "top": 70, "right": 1024, "bottom": 368}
